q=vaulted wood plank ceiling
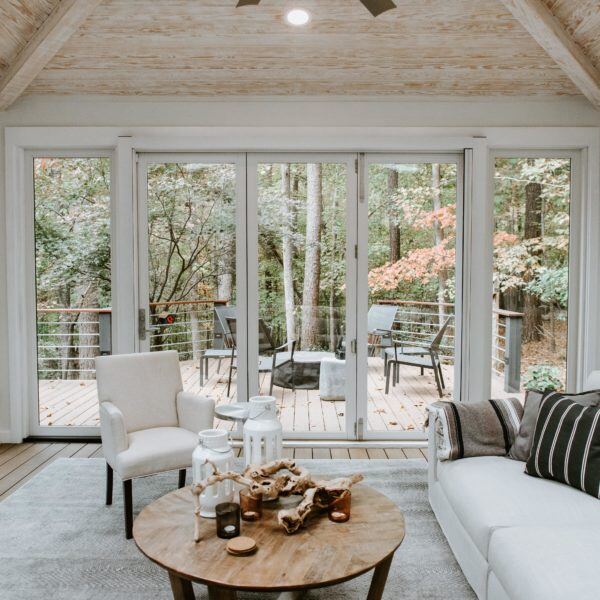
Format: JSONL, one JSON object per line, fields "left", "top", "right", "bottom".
{"left": 0, "top": 0, "right": 599, "bottom": 103}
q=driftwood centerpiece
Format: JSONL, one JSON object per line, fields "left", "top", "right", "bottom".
{"left": 191, "top": 459, "right": 363, "bottom": 542}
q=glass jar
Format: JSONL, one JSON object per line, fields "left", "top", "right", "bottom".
{"left": 215, "top": 502, "right": 241, "bottom": 539}
{"left": 239, "top": 488, "right": 263, "bottom": 521}
{"left": 328, "top": 491, "right": 351, "bottom": 523}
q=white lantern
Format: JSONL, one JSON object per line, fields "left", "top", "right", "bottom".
{"left": 243, "top": 396, "right": 283, "bottom": 466}
{"left": 192, "top": 429, "right": 235, "bottom": 518}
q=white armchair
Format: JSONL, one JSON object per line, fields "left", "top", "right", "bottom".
{"left": 95, "top": 350, "right": 214, "bottom": 538}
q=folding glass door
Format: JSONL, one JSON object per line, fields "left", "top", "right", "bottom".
{"left": 357, "top": 154, "right": 463, "bottom": 439}
{"left": 30, "top": 152, "right": 112, "bottom": 435}
{"left": 247, "top": 154, "right": 357, "bottom": 438}
{"left": 136, "top": 154, "right": 247, "bottom": 428}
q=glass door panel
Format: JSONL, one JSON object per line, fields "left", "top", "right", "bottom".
{"left": 361, "top": 156, "right": 461, "bottom": 437}
{"left": 251, "top": 156, "right": 357, "bottom": 437}
{"left": 33, "top": 156, "right": 112, "bottom": 431}
{"left": 490, "top": 156, "right": 573, "bottom": 400}
{"left": 138, "top": 155, "right": 244, "bottom": 432}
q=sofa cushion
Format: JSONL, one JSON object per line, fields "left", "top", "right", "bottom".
{"left": 115, "top": 427, "right": 197, "bottom": 479}
{"left": 510, "top": 389, "right": 600, "bottom": 461}
{"left": 489, "top": 526, "right": 600, "bottom": 600}
{"left": 525, "top": 394, "right": 600, "bottom": 497}
{"left": 437, "top": 456, "right": 600, "bottom": 558}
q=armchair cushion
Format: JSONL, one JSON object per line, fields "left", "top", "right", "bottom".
{"left": 96, "top": 351, "right": 182, "bottom": 433}
{"left": 176, "top": 391, "right": 214, "bottom": 434}
{"left": 115, "top": 427, "right": 198, "bottom": 480}
{"left": 99, "top": 401, "right": 128, "bottom": 470}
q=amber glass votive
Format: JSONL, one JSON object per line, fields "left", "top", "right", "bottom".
{"left": 328, "top": 491, "right": 351, "bottom": 523}
{"left": 240, "top": 489, "right": 263, "bottom": 521}
{"left": 215, "top": 502, "right": 241, "bottom": 539}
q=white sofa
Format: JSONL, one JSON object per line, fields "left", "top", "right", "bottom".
{"left": 428, "top": 420, "right": 600, "bottom": 600}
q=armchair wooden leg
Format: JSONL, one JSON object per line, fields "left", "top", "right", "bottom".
{"left": 269, "top": 374, "right": 274, "bottom": 395}
{"left": 178, "top": 469, "right": 187, "bottom": 489}
{"left": 123, "top": 479, "right": 133, "bottom": 539}
{"left": 106, "top": 462, "right": 113, "bottom": 505}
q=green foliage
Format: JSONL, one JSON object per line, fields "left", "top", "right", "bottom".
{"left": 525, "top": 267, "right": 568, "bottom": 308}
{"left": 523, "top": 365, "right": 563, "bottom": 392}
{"left": 34, "top": 157, "right": 111, "bottom": 308}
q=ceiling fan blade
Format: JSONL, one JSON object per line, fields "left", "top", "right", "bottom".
{"left": 236, "top": 0, "right": 261, "bottom": 6}
{"left": 360, "top": 0, "right": 396, "bottom": 17}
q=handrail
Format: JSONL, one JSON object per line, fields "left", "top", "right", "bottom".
{"left": 37, "top": 299, "right": 230, "bottom": 314}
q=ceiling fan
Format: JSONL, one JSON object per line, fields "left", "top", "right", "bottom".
{"left": 236, "top": 0, "right": 397, "bottom": 18}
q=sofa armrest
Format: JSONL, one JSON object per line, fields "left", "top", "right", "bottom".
{"left": 99, "top": 401, "right": 129, "bottom": 470}
{"left": 176, "top": 391, "right": 215, "bottom": 434}
{"left": 428, "top": 415, "right": 439, "bottom": 486}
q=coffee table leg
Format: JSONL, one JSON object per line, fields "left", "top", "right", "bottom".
{"left": 168, "top": 572, "right": 195, "bottom": 600}
{"left": 208, "top": 584, "right": 238, "bottom": 599}
{"left": 366, "top": 553, "right": 394, "bottom": 600}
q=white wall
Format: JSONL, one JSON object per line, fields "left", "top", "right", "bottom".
{"left": 1, "top": 94, "right": 599, "bottom": 439}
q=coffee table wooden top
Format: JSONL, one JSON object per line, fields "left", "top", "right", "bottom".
{"left": 133, "top": 483, "right": 405, "bottom": 592}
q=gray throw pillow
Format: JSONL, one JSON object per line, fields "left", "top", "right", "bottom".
{"left": 509, "top": 389, "right": 600, "bottom": 461}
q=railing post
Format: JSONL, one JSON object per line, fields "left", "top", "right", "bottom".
{"left": 99, "top": 311, "right": 112, "bottom": 356}
{"left": 504, "top": 315, "right": 522, "bottom": 393}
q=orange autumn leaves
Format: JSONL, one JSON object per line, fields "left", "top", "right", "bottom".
{"left": 368, "top": 204, "right": 519, "bottom": 293}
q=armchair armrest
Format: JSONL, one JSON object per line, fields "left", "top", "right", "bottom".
{"left": 99, "top": 401, "right": 129, "bottom": 470}
{"left": 177, "top": 391, "right": 215, "bottom": 434}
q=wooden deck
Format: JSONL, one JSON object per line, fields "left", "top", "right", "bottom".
{"left": 38, "top": 357, "right": 519, "bottom": 433}
{"left": 0, "top": 442, "right": 427, "bottom": 501}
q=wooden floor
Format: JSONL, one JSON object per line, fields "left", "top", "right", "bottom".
{"left": 0, "top": 442, "right": 427, "bottom": 502}
{"left": 38, "top": 357, "right": 462, "bottom": 432}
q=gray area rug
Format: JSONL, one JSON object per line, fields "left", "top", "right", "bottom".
{"left": 0, "top": 458, "right": 475, "bottom": 600}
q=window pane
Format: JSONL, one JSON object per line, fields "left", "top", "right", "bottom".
{"left": 367, "top": 162, "right": 458, "bottom": 433}
{"left": 145, "top": 162, "right": 237, "bottom": 402}
{"left": 257, "top": 162, "right": 348, "bottom": 434}
{"left": 34, "top": 157, "right": 111, "bottom": 428}
{"left": 492, "top": 158, "right": 571, "bottom": 399}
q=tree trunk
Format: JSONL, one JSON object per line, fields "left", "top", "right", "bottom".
{"left": 191, "top": 310, "right": 201, "bottom": 360}
{"left": 523, "top": 181, "right": 543, "bottom": 342}
{"left": 217, "top": 233, "right": 235, "bottom": 301}
{"left": 281, "top": 165, "right": 296, "bottom": 343}
{"left": 329, "top": 189, "right": 339, "bottom": 351}
{"left": 431, "top": 164, "right": 446, "bottom": 324}
{"left": 301, "top": 164, "right": 323, "bottom": 349}
{"left": 77, "top": 286, "right": 99, "bottom": 380}
{"left": 387, "top": 169, "right": 400, "bottom": 263}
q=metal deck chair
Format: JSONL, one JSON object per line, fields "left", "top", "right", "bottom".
{"left": 337, "top": 304, "right": 398, "bottom": 359}
{"left": 225, "top": 317, "right": 296, "bottom": 397}
{"left": 384, "top": 317, "right": 452, "bottom": 398}
{"left": 199, "top": 305, "right": 236, "bottom": 386}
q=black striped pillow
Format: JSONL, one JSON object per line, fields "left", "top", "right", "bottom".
{"left": 525, "top": 392, "right": 600, "bottom": 498}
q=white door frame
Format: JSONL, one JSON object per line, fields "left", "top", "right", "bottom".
{"left": 135, "top": 153, "right": 248, "bottom": 402}
{"left": 358, "top": 152, "right": 466, "bottom": 440}
{"left": 246, "top": 152, "right": 358, "bottom": 439}
{"left": 4, "top": 126, "right": 598, "bottom": 442}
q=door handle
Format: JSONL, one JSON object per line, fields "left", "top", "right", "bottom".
{"left": 138, "top": 308, "right": 159, "bottom": 341}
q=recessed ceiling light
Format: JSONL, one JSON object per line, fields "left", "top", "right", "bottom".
{"left": 285, "top": 8, "right": 310, "bottom": 26}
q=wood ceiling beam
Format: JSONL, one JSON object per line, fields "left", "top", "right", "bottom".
{"left": 499, "top": 0, "right": 600, "bottom": 109}
{"left": 0, "top": 0, "right": 103, "bottom": 111}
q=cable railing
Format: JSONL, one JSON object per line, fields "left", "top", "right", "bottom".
{"left": 36, "top": 299, "right": 523, "bottom": 392}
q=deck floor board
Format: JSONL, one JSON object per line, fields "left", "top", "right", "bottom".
{"left": 36, "top": 357, "right": 519, "bottom": 432}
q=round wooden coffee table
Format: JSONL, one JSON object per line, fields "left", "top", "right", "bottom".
{"left": 133, "top": 483, "right": 405, "bottom": 599}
